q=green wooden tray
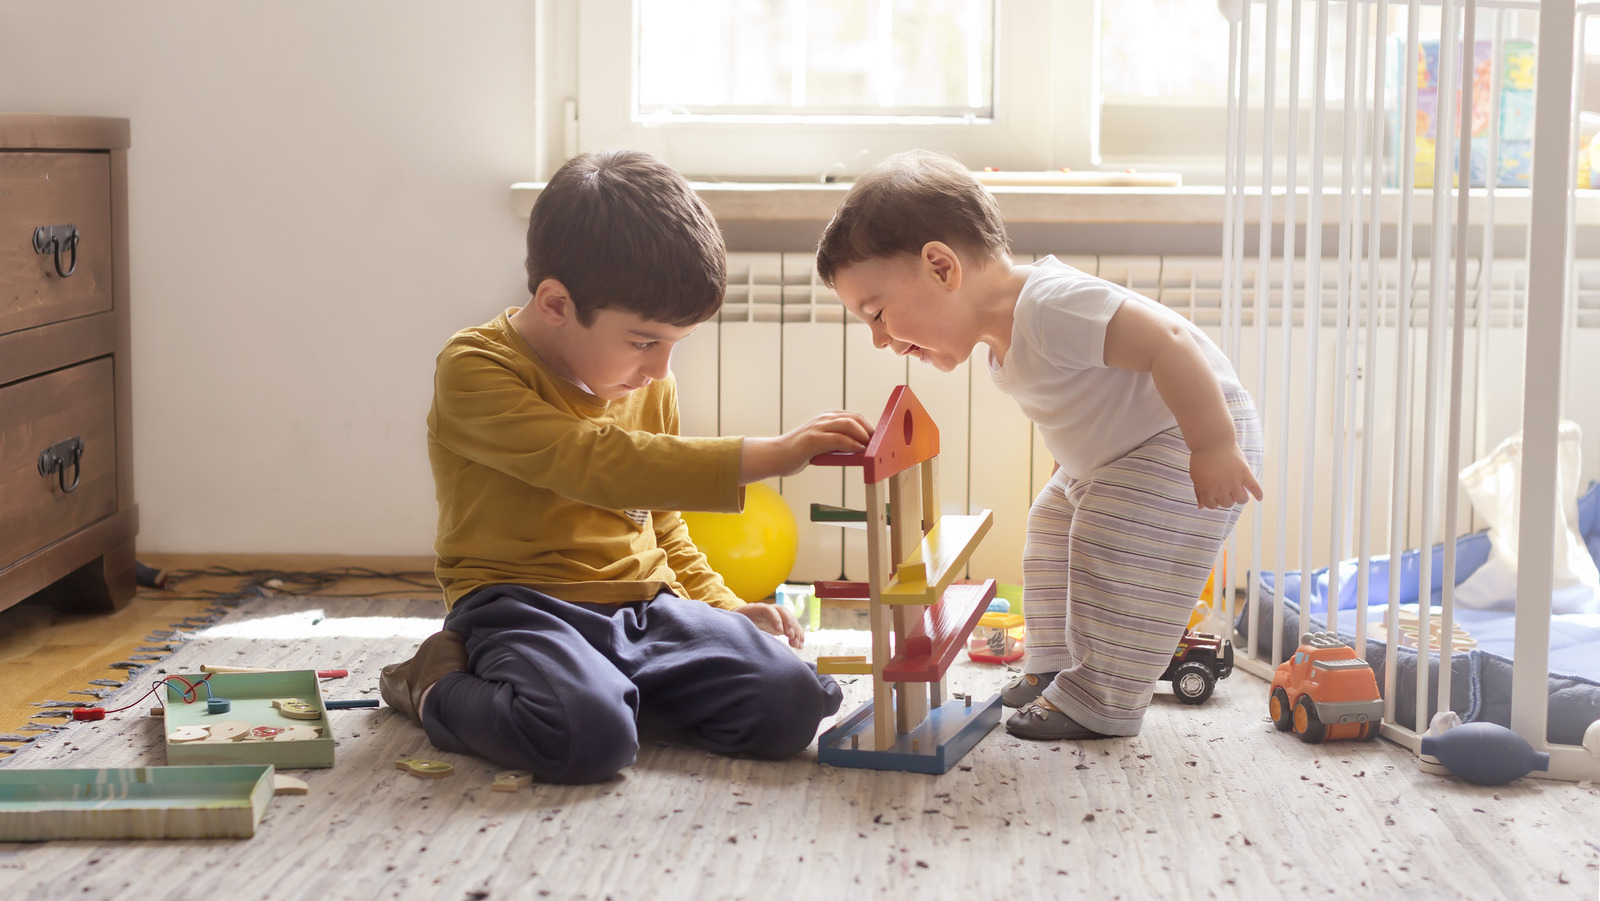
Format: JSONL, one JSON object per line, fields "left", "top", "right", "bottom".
{"left": 162, "top": 671, "right": 335, "bottom": 768}
{"left": 0, "top": 765, "right": 275, "bottom": 840}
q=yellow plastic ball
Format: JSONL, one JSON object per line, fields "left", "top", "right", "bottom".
{"left": 680, "top": 482, "right": 798, "bottom": 602}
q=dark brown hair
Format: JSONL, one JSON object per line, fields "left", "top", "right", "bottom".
{"left": 815, "top": 150, "right": 1009, "bottom": 287}
{"left": 526, "top": 150, "right": 726, "bottom": 327}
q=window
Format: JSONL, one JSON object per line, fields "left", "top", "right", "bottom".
{"left": 635, "top": 0, "right": 995, "bottom": 119}
{"left": 577, "top": 0, "right": 1089, "bottom": 179}
{"left": 566, "top": 0, "right": 1472, "bottom": 182}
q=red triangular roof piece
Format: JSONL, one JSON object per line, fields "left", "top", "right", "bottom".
{"left": 861, "top": 385, "right": 939, "bottom": 484}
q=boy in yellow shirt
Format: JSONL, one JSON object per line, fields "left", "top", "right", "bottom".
{"left": 382, "top": 150, "right": 871, "bottom": 783}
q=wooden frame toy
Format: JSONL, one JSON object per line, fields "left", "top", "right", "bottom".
{"left": 162, "top": 671, "right": 336, "bottom": 768}
{"left": 810, "top": 386, "right": 1002, "bottom": 774}
{"left": 0, "top": 765, "right": 277, "bottom": 841}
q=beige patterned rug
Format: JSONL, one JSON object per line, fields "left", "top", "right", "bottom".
{"left": 0, "top": 596, "right": 1591, "bottom": 901}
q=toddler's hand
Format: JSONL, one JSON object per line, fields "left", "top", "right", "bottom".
{"left": 733, "top": 602, "right": 805, "bottom": 649}
{"left": 1189, "top": 444, "right": 1264, "bottom": 510}
{"left": 741, "top": 410, "right": 873, "bottom": 482}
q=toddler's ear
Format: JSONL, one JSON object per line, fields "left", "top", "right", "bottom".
{"left": 920, "top": 241, "right": 962, "bottom": 290}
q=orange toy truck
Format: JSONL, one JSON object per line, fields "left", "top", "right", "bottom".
{"left": 1269, "top": 631, "right": 1383, "bottom": 743}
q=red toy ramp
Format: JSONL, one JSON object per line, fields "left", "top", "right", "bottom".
{"left": 882, "top": 580, "right": 997, "bottom": 682}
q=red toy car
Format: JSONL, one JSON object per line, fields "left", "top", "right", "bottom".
{"left": 1269, "top": 631, "right": 1383, "bottom": 743}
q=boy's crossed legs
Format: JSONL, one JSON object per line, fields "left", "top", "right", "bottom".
{"left": 391, "top": 586, "right": 842, "bottom": 783}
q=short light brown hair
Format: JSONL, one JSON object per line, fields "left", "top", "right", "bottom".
{"left": 815, "top": 150, "right": 1009, "bottom": 287}
{"left": 526, "top": 150, "right": 726, "bottom": 327}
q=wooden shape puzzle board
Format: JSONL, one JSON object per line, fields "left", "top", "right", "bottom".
{"left": 163, "top": 671, "right": 335, "bottom": 769}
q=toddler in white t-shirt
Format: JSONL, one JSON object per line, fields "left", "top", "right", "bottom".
{"left": 816, "top": 150, "right": 1264, "bottom": 740}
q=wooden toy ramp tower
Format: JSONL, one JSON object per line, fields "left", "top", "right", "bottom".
{"left": 810, "top": 386, "right": 1001, "bottom": 774}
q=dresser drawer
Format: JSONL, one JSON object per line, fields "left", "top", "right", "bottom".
{"left": 0, "top": 152, "right": 114, "bottom": 337}
{"left": 0, "top": 357, "right": 117, "bottom": 569}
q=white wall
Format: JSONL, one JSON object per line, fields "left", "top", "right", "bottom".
{"left": 0, "top": 2, "right": 539, "bottom": 554}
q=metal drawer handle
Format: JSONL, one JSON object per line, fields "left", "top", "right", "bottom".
{"left": 32, "top": 223, "right": 80, "bottom": 278}
{"left": 38, "top": 436, "right": 84, "bottom": 493}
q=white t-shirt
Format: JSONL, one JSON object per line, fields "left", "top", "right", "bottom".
{"left": 988, "top": 256, "right": 1243, "bottom": 479}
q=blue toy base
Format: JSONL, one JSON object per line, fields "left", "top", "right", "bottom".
{"left": 817, "top": 693, "right": 1002, "bottom": 774}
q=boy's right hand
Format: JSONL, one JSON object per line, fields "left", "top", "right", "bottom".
{"left": 740, "top": 410, "right": 872, "bottom": 483}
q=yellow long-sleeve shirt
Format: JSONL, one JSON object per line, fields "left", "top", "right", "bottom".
{"left": 427, "top": 310, "right": 747, "bottom": 610}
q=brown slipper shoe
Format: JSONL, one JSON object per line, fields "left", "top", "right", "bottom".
{"left": 1000, "top": 671, "right": 1059, "bottom": 708}
{"left": 380, "top": 630, "right": 468, "bottom": 723}
{"left": 1004, "top": 696, "right": 1113, "bottom": 741}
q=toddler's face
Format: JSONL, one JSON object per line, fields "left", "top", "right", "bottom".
{"left": 832, "top": 256, "right": 970, "bottom": 373}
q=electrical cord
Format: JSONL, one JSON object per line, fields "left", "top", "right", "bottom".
{"left": 135, "top": 564, "right": 442, "bottom": 602}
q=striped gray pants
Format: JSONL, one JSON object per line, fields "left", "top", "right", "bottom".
{"left": 1021, "top": 392, "right": 1263, "bottom": 736}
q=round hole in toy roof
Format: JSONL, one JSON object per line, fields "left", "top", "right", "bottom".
{"left": 903, "top": 409, "right": 914, "bottom": 446}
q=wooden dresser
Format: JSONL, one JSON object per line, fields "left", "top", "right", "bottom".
{"left": 0, "top": 115, "right": 137, "bottom": 614}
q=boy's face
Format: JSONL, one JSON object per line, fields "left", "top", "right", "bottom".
{"left": 831, "top": 254, "right": 972, "bottom": 373}
{"left": 547, "top": 306, "right": 698, "bottom": 401}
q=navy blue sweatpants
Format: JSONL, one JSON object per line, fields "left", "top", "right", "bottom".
{"left": 420, "top": 585, "right": 843, "bottom": 784}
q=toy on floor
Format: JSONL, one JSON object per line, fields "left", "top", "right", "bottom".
{"left": 1187, "top": 560, "right": 1222, "bottom": 631}
{"left": 0, "top": 766, "right": 278, "bottom": 841}
{"left": 1420, "top": 721, "right": 1551, "bottom": 785}
{"left": 1160, "top": 628, "right": 1233, "bottom": 704}
{"left": 1154, "top": 566, "right": 1236, "bottom": 705}
{"left": 273, "top": 775, "right": 309, "bottom": 795}
{"left": 205, "top": 721, "right": 252, "bottom": 742}
{"left": 201, "top": 664, "right": 349, "bottom": 679}
{"left": 965, "top": 611, "right": 1024, "bottom": 664}
{"left": 808, "top": 386, "right": 1002, "bottom": 774}
{"left": 1269, "top": 631, "right": 1383, "bottom": 743}
{"left": 395, "top": 758, "right": 453, "bottom": 778}
{"left": 163, "top": 671, "right": 337, "bottom": 768}
{"left": 272, "top": 698, "right": 320, "bottom": 719}
{"left": 492, "top": 770, "right": 532, "bottom": 792}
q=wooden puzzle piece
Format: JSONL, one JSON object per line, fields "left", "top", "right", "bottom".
{"left": 272, "top": 698, "right": 320, "bottom": 720}
{"left": 273, "top": 774, "right": 309, "bottom": 795}
{"left": 395, "top": 758, "right": 453, "bottom": 779}
{"left": 272, "top": 726, "right": 323, "bottom": 742}
{"left": 168, "top": 726, "right": 210, "bottom": 743}
{"left": 202, "top": 720, "right": 251, "bottom": 742}
{"left": 491, "top": 770, "right": 531, "bottom": 792}
{"left": 248, "top": 726, "right": 286, "bottom": 741}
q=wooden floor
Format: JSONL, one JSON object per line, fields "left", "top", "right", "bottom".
{"left": 0, "top": 554, "right": 439, "bottom": 748}
{"left": 1, "top": 559, "right": 1597, "bottom": 900}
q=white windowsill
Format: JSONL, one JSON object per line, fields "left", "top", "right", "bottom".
{"left": 510, "top": 181, "right": 1600, "bottom": 227}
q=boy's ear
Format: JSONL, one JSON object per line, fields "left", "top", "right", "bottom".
{"left": 530, "top": 278, "right": 576, "bottom": 326}
{"left": 921, "top": 241, "right": 962, "bottom": 291}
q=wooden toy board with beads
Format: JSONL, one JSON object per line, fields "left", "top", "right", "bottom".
{"left": 0, "top": 765, "right": 276, "bottom": 840}
{"left": 162, "top": 671, "right": 335, "bottom": 769}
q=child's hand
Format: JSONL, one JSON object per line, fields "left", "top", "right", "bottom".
{"left": 740, "top": 410, "right": 873, "bottom": 482}
{"left": 1189, "top": 443, "right": 1264, "bottom": 509}
{"left": 733, "top": 602, "right": 805, "bottom": 649}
